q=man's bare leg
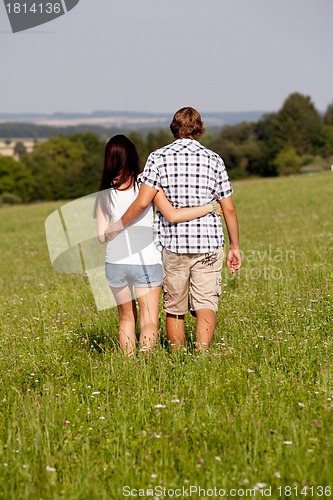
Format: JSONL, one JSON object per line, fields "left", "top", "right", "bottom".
{"left": 195, "top": 309, "right": 216, "bottom": 351}
{"left": 166, "top": 313, "right": 185, "bottom": 350}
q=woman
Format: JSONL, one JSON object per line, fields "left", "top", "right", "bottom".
{"left": 96, "top": 134, "right": 221, "bottom": 356}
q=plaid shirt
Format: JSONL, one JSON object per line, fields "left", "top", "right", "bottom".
{"left": 139, "top": 138, "right": 233, "bottom": 253}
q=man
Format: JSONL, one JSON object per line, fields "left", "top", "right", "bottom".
{"left": 105, "top": 107, "right": 241, "bottom": 350}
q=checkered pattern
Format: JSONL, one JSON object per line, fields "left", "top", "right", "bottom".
{"left": 139, "top": 138, "right": 233, "bottom": 253}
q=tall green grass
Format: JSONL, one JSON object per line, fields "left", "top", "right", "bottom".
{"left": 0, "top": 172, "right": 332, "bottom": 499}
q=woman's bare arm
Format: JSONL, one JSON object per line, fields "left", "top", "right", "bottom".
{"left": 153, "top": 189, "right": 221, "bottom": 223}
{"left": 104, "top": 183, "right": 222, "bottom": 241}
{"left": 96, "top": 199, "right": 110, "bottom": 243}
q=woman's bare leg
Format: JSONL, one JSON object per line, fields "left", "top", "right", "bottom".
{"left": 111, "top": 286, "right": 137, "bottom": 356}
{"left": 136, "top": 287, "right": 161, "bottom": 352}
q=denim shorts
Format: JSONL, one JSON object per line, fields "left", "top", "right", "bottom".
{"left": 105, "top": 262, "right": 163, "bottom": 288}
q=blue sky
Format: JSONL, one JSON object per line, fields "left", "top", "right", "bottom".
{"left": 0, "top": 0, "right": 332, "bottom": 114}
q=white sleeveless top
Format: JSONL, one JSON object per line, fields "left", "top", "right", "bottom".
{"left": 105, "top": 186, "right": 162, "bottom": 265}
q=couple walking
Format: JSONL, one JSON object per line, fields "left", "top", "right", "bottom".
{"left": 96, "top": 107, "right": 241, "bottom": 356}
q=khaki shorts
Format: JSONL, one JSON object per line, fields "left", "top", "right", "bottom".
{"left": 162, "top": 247, "right": 224, "bottom": 315}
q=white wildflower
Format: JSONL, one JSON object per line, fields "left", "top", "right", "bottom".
{"left": 254, "top": 483, "right": 267, "bottom": 490}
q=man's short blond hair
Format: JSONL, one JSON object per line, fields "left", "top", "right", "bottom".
{"left": 170, "top": 107, "right": 205, "bottom": 140}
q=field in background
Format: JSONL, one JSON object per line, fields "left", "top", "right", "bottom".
{"left": 0, "top": 172, "right": 332, "bottom": 499}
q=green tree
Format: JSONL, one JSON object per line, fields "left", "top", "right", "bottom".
{"left": 273, "top": 147, "right": 302, "bottom": 176}
{"left": 239, "top": 140, "right": 267, "bottom": 177}
{"left": 127, "top": 131, "right": 146, "bottom": 168}
{"left": 68, "top": 132, "right": 105, "bottom": 193}
{"left": 0, "top": 156, "right": 35, "bottom": 202}
{"left": 320, "top": 125, "right": 333, "bottom": 157}
{"left": 323, "top": 101, "right": 333, "bottom": 126}
{"left": 219, "top": 122, "right": 256, "bottom": 145}
{"left": 13, "top": 141, "right": 27, "bottom": 159}
{"left": 200, "top": 131, "right": 216, "bottom": 149}
{"left": 255, "top": 113, "right": 279, "bottom": 151}
{"left": 22, "top": 136, "right": 87, "bottom": 200}
{"left": 144, "top": 129, "right": 173, "bottom": 163}
{"left": 209, "top": 137, "right": 243, "bottom": 178}
{"left": 273, "top": 92, "right": 322, "bottom": 155}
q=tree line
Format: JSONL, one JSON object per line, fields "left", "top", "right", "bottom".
{"left": 1, "top": 92, "right": 333, "bottom": 204}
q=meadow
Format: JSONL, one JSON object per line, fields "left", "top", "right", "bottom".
{"left": 0, "top": 172, "right": 332, "bottom": 499}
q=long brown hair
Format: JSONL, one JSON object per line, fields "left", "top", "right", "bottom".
{"left": 95, "top": 134, "right": 140, "bottom": 216}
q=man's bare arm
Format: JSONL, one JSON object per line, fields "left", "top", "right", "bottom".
{"left": 220, "top": 196, "right": 241, "bottom": 275}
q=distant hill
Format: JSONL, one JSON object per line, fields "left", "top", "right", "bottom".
{"left": 0, "top": 110, "right": 268, "bottom": 138}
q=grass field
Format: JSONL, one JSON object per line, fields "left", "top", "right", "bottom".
{"left": 0, "top": 172, "right": 332, "bottom": 499}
